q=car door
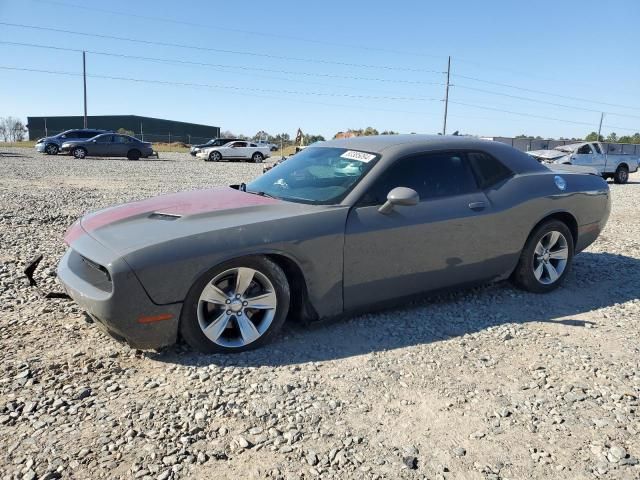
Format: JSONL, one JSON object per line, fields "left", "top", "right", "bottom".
{"left": 589, "top": 142, "right": 606, "bottom": 173}
{"left": 112, "top": 135, "right": 131, "bottom": 157}
{"left": 343, "top": 151, "right": 494, "bottom": 310}
{"left": 570, "top": 143, "right": 594, "bottom": 167}
{"left": 91, "top": 134, "right": 114, "bottom": 156}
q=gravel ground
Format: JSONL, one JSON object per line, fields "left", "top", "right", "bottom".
{"left": 1, "top": 147, "right": 639, "bottom": 480}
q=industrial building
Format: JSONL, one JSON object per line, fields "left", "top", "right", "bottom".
{"left": 26, "top": 115, "right": 220, "bottom": 144}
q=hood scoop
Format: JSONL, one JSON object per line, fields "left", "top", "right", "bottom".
{"left": 148, "top": 212, "right": 181, "bottom": 221}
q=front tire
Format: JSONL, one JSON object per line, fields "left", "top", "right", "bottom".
{"left": 614, "top": 165, "right": 629, "bottom": 184}
{"left": 45, "top": 144, "right": 59, "bottom": 155}
{"left": 511, "top": 220, "right": 574, "bottom": 293}
{"left": 180, "top": 256, "right": 290, "bottom": 353}
{"left": 72, "top": 147, "right": 87, "bottom": 159}
{"left": 208, "top": 151, "right": 222, "bottom": 162}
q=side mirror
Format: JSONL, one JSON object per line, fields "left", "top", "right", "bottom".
{"left": 92, "top": 139, "right": 97, "bottom": 143}
{"left": 378, "top": 187, "right": 419, "bottom": 214}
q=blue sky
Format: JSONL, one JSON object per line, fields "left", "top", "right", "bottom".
{"left": 0, "top": 0, "right": 638, "bottom": 140}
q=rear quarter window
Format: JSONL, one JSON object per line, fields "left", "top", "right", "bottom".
{"left": 467, "top": 151, "right": 513, "bottom": 189}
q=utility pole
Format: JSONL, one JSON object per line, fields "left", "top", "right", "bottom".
{"left": 597, "top": 112, "right": 604, "bottom": 141}
{"left": 82, "top": 51, "right": 88, "bottom": 128}
{"left": 442, "top": 56, "right": 451, "bottom": 135}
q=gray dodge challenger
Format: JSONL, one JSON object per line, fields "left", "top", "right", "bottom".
{"left": 56, "top": 135, "right": 610, "bottom": 353}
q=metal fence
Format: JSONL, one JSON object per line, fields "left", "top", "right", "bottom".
{"left": 485, "top": 136, "right": 640, "bottom": 155}
{"left": 33, "top": 129, "right": 214, "bottom": 145}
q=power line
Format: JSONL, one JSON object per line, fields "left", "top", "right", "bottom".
{"left": 31, "top": 0, "right": 445, "bottom": 61}
{"left": 0, "top": 22, "right": 445, "bottom": 74}
{"left": 0, "top": 65, "right": 442, "bottom": 102}
{"left": 452, "top": 74, "right": 640, "bottom": 112}
{"left": 0, "top": 66, "right": 444, "bottom": 118}
{"left": 5, "top": 64, "right": 636, "bottom": 133}
{"left": 448, "top": 100, "right": 638, "bottom": 132}
{"left": 453, "top": 84, "right": 640, "bottom": 120}
{"left": 0, "top": 41, "right": 446, "bottom": 89}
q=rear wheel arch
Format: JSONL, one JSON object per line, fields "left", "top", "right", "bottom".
{"left": 528, "top": 211, "right": 578, "bottom": 249}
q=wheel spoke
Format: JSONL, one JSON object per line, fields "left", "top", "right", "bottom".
{"left": 533, "top": 261, "right": 544, "bottom": 280}
{"left": 234, "top": 268, "right": 255, "bottom": 296}
{"left": 534, "top": 242, "right": 545, "bottom": 256}
{"left": 237, "top": 315, "right": 260, "bottom": 344}
{"left": 544, "top": 262, "right": 559, "bottom": 283}
{"left": 549, "top": 247, "right": 568, "bottom": 260}
{"left": 202, "top": 312, "right": 231, "bottom": 342}
{"left": 200, "top": 283, "right": 229, "bottom": 305}
{"left": 244, "top": 292, "right": 277, "bottom": 310}
{"left": 546, "top": 231, "right": 560, "bottom": 249}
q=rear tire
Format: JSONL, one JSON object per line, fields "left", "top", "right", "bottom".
{"left": 72, "top": 147, "right": 87, "bottom": 159}
{"left": 180, "top": 256, "right": 290, "bottom": 353}
{"left": 613, "top": 165, "right": 629, "bottom": 184}
{"left": 511, "top": 220, "right": 574, "bottom": 293}
{"left": 44, "top": 144, "right": 58, "bottom": 155}
{"left": 127, "top": 149, "right": 141, "bottom": 161}
{"left": 252, "top": 152, "right": 264, "bottom": 163}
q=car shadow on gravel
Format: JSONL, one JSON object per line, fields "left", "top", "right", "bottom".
{"left": 147, "top": 251, "right": 640, "bottom": 367}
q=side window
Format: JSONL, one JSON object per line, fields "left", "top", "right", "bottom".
{"left": 362, "top": 152, "right": 477, "bottom": 205}
{"left": 577, "top": 144, "right": 592, "bottom": 154}
{"left": 79, "top": 131, "right": 96, "bottom": 139}
{"left": 250, "top": 143, "right": 257, "bottom": 147}
{"left": 97, "top": 135, "right": 113, "bottom": 143}
{"left": 66, "top": 131, "right": 79, "bottom": 138}
{"left": 592, "top": 143, "right": 602, "bottom": 154}
{"left": 467, "top": 151, "right": 513, "bottom": 189}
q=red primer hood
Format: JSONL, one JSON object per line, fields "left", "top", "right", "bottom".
{"left": 65, "top": 187, "right": 279, "bottom": 245}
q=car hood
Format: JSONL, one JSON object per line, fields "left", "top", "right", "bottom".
{"left": 66, "top": 187, "right": 317, "bottom": 256}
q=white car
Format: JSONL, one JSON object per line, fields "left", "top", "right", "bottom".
{"left": 196, "top": 141, "right": 271, "bottom": 163}
{"left": 256, "top": 140, "right": 278, "bottom": 151}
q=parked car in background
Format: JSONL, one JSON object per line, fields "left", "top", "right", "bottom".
{"left": 190, "top": 138, "right": 242, "bottom": 156}
{"left": 256, "top": 140, "right": 278, "bottom": 151}
{"left": 35, "top": 129, "right": 110, "bottom": 155}
{"left": 56, "top": 135, "right": 610, "bottom": 353}
{"left": 196, "top": 140, "right": 271, "bottom": 163}
{"left": 60, "top": 133, "right": 155, "bottom": 160}
{"left": 527, "top": 142, "right": 639, "bottom": 184}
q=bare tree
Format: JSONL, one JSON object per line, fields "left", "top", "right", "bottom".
{"left": 0, "top": 117, "right": 27, "bottom": 142}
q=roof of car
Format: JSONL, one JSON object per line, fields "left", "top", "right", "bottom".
{"left": 313, "top": 134, "right": 547, "bottom": 174}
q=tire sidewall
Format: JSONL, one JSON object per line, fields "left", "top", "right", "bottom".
{"left": 128, "top": 149, "right": 141, "bottom": 161}
{"left": 179, "top": 256, "right": 290, "bottom": 353}
{"left": 614, "top": 166, "right": 628, "bottom": 184}
{"left": 73, "top": 147, "right": 87, "bottom": 159}
{"left": 253, "top": 153, "right": 263, "bottom": 163}
{"left": 209, "top": 151, "right": 221, "bottom": 162}
{"left": 45, "top": 144, "right": 58, "bottom": 155}
{"left": 515, "top": 220, "right": 574, "bottom": 293}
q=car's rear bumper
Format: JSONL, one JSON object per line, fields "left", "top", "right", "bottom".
{"left": 57, "top": 239, "right": 182, "bottom": 349}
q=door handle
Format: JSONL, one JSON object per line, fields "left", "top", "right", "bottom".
{"left": 468, "top": 201, "right": 486, "bottom": 211}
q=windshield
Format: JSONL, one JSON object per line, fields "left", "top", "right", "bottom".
{"left": 246, "top": 147, "right": 378, "bottom": 204}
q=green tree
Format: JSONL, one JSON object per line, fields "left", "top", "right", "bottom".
{"left": 584, "top": 131, "right": 604, "bottom": 142}
{"left": 117, "top": 127, "right": 135, "bottom": 136}
{"left": 606, "top": 132, "right": 618, "bottom": 142}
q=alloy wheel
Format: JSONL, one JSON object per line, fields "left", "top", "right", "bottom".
{"left": 196, "top": 267, "right": 277, "bottom": 348}
{"left": 532, "top": 231, "right": 568, "bottom": 285}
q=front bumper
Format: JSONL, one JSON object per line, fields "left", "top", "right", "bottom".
{"left": 35, "top": 143, "right": 46, "bottom": 152}
{"left": 57, "top": 236, "right": 182, "bottom": 349}
{"left": 195, "top": 151, "right": 208, "bottom": 159}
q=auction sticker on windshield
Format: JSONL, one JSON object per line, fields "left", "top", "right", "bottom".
{"left": 340, "top": 150, "right": 376, "bottom": 162}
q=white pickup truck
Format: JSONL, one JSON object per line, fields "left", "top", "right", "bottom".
{"left": 527, "top": 142, "right": 639, "bottom": 184}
